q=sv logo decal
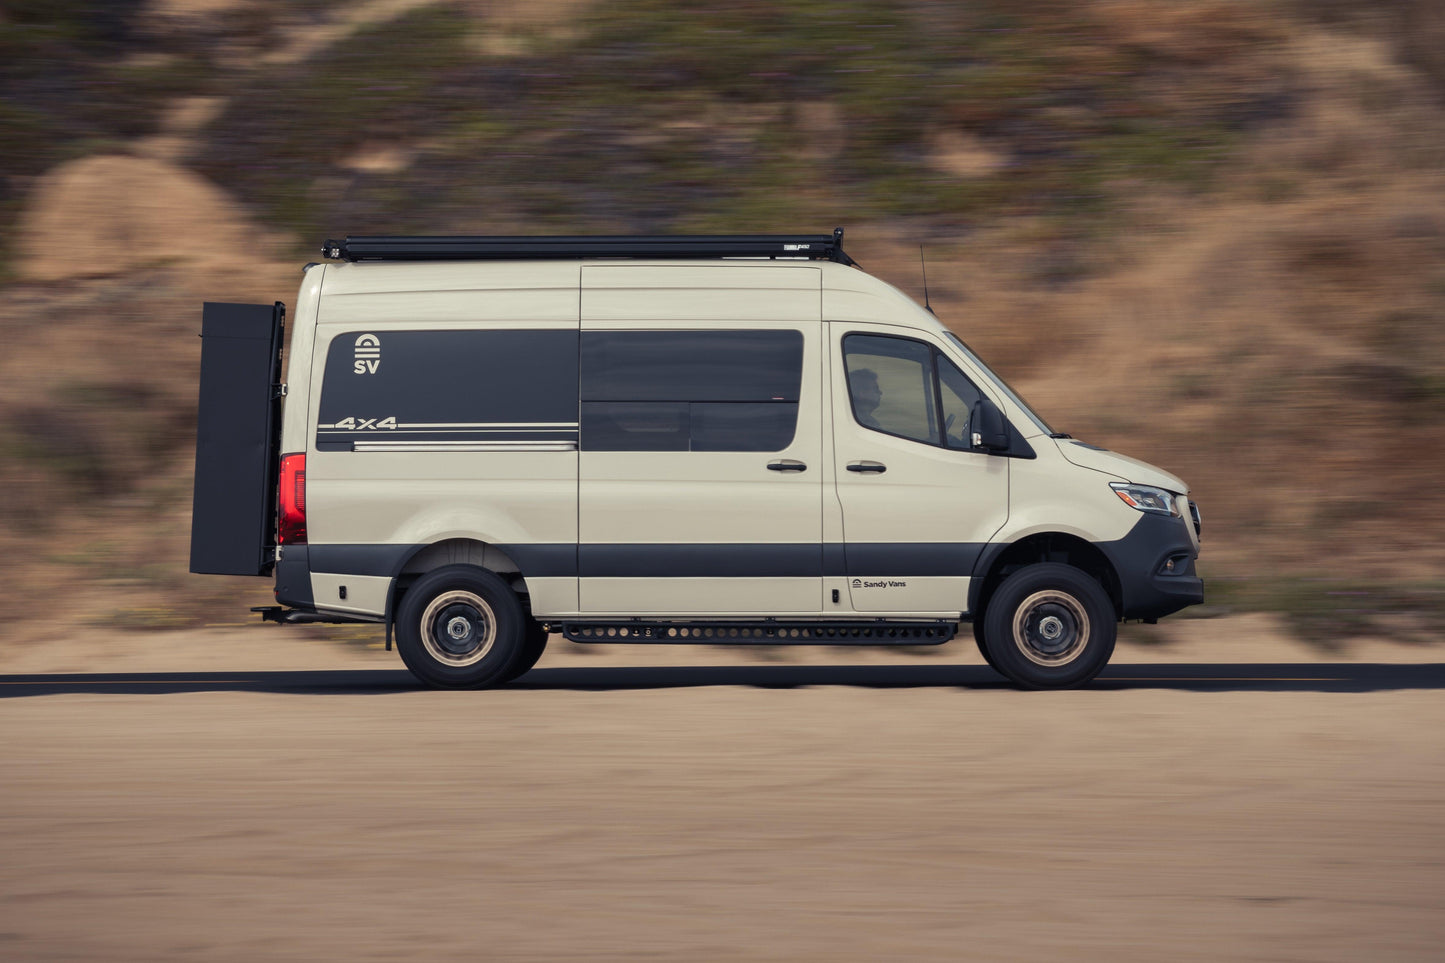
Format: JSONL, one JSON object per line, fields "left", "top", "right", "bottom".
{"left": 353, "top": 333, "right": 381, "bottom": 374}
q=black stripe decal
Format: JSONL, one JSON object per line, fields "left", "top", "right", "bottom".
{"left": 308, "top": 544, "right": 411, "bottom": 577}
{"left": 580, "top": 544, "right": 822, "bottom": 578}
{"left": 308, "top": 543, "right": 582, "bottom": 578}
{"left": 500, "top": 544, "right": 580, "bottom": 578}
{"left": 843, "top": 542, "right": 984, "bottom": 577}
{"left": 306, "top": 543, "right": 983, "bottom": 579}
{"left": 579, "top": 544, "right": 982, "bottom": 578}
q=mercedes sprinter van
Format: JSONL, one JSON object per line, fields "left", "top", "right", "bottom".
{"left": 190, "top": 230, "right": 1202, "bottom": 689}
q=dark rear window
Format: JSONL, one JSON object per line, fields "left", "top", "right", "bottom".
{"left": 316, "top": 329, "right": 579, "bottom": 451}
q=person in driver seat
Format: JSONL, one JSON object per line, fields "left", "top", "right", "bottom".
{"left": 852, "top": 367, "right": 883, "bottom": 430}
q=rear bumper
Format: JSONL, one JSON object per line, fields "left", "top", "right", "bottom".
{"left": 273, "top": 545, "right": 314, "bottom": 609}
{"left": 1098, "top": 513, "right": 1204, "bottom": 620}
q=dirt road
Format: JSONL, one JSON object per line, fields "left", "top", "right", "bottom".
{"left": 2, "top": 620, "right": 1442, "bottom": 961}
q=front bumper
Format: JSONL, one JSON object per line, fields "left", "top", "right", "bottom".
{"left": 1098, "top": 512, "right": 1204, "bottom": 620}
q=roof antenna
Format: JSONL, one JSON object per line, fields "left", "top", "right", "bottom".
{"left": 919, "top": 244, "right": 936, "bottom": 315}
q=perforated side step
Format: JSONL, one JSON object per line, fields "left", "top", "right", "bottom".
{"left": 561, "top": 620, "right": 957, "bottom": 645}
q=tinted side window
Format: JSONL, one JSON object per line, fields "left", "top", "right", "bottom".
{"left": 842, "top": 335, "right": 938, "bottom": 445}
{"left": 690, "top": 402, "right": 799, "bottom": 452}
{"left": 581, "top": 330, "right": 802, "bottom": 401}
{"left": 579, "top": 402, "right": 689, "bottom": 452}
{"left": 316, "top": 329, "right": 579, "bottom": 451}
{"left": 581, "top": 330, "right": 803, "bottom": 452}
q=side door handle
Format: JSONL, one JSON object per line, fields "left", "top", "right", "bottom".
{"left": 846, "top": 460, "right": 887, "bottom": 474}
{"left": 767, "top": 459, "right": 808, "bottom": 473}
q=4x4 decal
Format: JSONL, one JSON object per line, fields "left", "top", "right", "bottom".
{"left": 331, "top": 416, "right": 397, "bottom": 430}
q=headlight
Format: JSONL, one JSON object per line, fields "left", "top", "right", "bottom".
{"left": 1109, "top": 482, "right": 1180, "bottom": 517}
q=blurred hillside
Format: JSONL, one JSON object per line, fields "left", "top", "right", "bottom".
{"left": 1, "top": 0, "right": 1443, "bottom": 642}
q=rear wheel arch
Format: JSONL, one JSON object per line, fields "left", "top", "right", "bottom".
{"left": 388, "top": 539, "right": 531, "bottom": 627}
{"left": 970, "top": 532, "right": 1122, "bottom": 624}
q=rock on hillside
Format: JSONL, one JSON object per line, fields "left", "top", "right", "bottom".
{"left": 16, "top": 154, "right": 289, "bottom": 298}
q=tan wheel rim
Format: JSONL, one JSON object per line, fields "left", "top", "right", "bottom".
{"left": 1012, "top": 590, "right": 1090, "bottom": 667}
{"left": 419, "top": 590, "right": 497, "bottom": 667}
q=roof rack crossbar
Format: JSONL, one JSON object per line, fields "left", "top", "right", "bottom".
{"left": 321, "top": 228, "right": 854, "bottom": 265}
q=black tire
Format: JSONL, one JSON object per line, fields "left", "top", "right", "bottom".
{"left": 501, "top": 620, "right": 550, "bottom": 683}
{"left": 980, "top": 563, "right": 1116, "bottom": 689}
{"left": 972, "top": 617, "right": 1002, "bottom": 673}
{"left": 394, "top": 565, "right": 526, "bottom": 689}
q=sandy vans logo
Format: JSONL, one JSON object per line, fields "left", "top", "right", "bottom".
{"left": 852, "top": 578, "right": 908, "bottom": 589}
{"left": 353, "top": 334, "right": 381, "bottom": 374}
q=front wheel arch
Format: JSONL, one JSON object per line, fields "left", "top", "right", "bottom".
{"left": 971, "top": 532, "right": 1122, "bottom": 626}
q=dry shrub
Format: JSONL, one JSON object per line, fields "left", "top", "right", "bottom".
{"left": 1094, "top": 0, "right": 1290, "bottom": 64}
{"left": 1399, "top": 0, "right": 1445, "bottom": 90}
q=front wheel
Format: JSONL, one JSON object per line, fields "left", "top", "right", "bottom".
{"left": 972, "top": 618, "right": 1001, "bottom": 674}
{"left": 980, "top": 563, "right": 1116, "bottom": 689}
{"left": 395, "top": 565, "right": 526, "bottom": 689}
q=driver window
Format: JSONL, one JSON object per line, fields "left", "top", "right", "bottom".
{"left": 842, "top": 335, "right": 939, "bottom": 444}
{"left": 939, "top": 357, "right": 983, "bottom": 450}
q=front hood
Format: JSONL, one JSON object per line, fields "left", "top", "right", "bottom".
{"left": 1055, "top": 440, "right": 1188, "bottom": 493}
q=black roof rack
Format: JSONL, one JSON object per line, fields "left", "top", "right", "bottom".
{"left": 321, "top": 228, "right": 854, "bottom": 265}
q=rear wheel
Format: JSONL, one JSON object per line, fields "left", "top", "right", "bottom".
{"left": 395, "top": 565, "right": 525, "bottom": 689}
{"left": 501, "top": 620, "right": 550, "bottom": 683}
{"left": 981, "top": 563, "right": 1116, "bottom": 689}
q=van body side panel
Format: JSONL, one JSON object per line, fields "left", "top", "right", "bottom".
{"left": 271, "top": 269, "right": 322, "bottom": 602}
{"left": 304, "top": 451, "right": 578, "bottom": 601}
{"left": 578, "top": 266, "right": 825, "bottom": 616}
{"left": 303, "top": 271, "right": 581, "bottom": 618}
{"left": 309, "top": 573, "right": 390, "bottom": 617}
{"left": 279, "top": 265, "right": 324, "bottom": 455}
{"left": 818, "top": 321, "right": 852, "bottom": 616}
{"left": 1001, "top": 455, "right": 1135, "bottom": 546}
{"left": 583, "top": 264, "right": 823, "bottom": 321}
{"left": 318, "top": 289, "right": 580, "bottom": 325}
{"left": 317, "top": 260, "right": 583, "bottom": 301}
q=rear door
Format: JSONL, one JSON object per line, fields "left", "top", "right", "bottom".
{"left": 189, "top": 301, "right": 284, "bottom": 576}
{"left": 578, "top": 265, "right": 824, "bottom": 615}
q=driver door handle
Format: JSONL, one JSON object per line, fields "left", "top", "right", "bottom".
{"left": 846, "top": 460, "right": 887, "bottom": 474}
{"left": 767, "top": 459, "right": 808, "bottom": 472}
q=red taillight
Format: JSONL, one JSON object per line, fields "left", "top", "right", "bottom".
{"left": 278, "top": 453, "right": 307, "bottom": 545}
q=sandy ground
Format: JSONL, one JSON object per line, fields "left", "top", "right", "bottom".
{"left": 1, "top": 618, "right": 1443, "bottom": 961}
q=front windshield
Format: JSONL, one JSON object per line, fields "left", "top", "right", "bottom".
{"left": 943, "top": 332, "right": 1055, "bottom": 435}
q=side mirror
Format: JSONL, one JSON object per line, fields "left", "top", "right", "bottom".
{"left": 970, "top": 398, "right": 1010, "bottom": 452}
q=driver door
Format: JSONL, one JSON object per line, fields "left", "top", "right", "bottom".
{"left": 829, "top": 323, "right": 1009, "bottom": 614}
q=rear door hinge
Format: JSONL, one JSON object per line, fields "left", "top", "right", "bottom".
{"left": 272, "top": 383, "right": 288, "bottom": 399}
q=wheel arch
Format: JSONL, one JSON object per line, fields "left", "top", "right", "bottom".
{"left": 385, "top": 539, "right": 530, "bottom": 641}
{"left": 969, "top": 532, "right": 1122, "bottom": 623}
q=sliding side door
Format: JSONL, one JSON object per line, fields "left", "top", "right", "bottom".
{"left": 578, "top": 265, "right": 824, "bottom": 616}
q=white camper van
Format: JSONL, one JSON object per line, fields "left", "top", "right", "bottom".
{"left": 190, "top": 230, "right": 1202, "bottom": 689}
